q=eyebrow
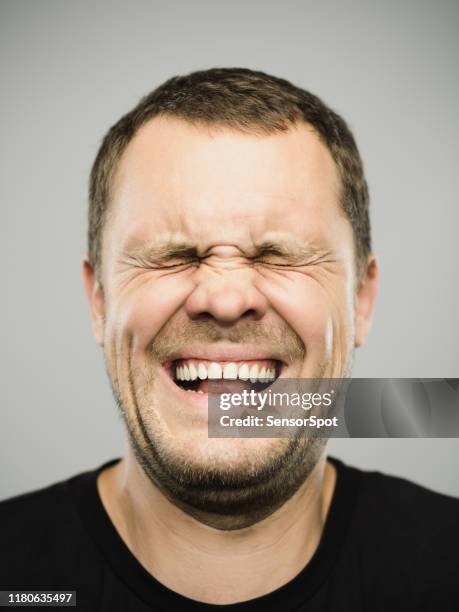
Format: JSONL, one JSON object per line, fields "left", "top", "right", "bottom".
{"left": 254, "top": 239, "right": 327, "bottom": 260}
{"left": 121, "top": 238, "right": 200, "bottom": 264}
{"left": 121, "top": 234, "right": 331, "bottom": 265}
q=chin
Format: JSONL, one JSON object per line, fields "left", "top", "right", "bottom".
{"left": 158, "top": 433, "right": 289, "bottom": 474}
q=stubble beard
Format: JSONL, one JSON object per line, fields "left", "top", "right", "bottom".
{"left": 106, "top": 318, "right": 353, "bottom": 530}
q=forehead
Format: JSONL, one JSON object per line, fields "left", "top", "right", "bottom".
{"left": 108, "top": 116, "right": 346, "bottom": 252}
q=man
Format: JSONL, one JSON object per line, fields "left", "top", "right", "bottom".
{"left": 1, "top": 68, "right": 458, "bottom": 610}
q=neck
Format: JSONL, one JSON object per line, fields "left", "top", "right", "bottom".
{"left": 98, "top": 448, "right": 336, "bottom": 605}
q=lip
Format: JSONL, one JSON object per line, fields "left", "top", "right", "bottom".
{"left": 161, "top": 344, "right": 289, "bottom": 367}
{"left": 158, "top": 362, "right": 212, "bottom": 409}
{"left": 158, "top": 349, "right": 289, "bottom": 409}
{"left": 160, "top": 364, "right": 290, "bottom": 409}
{"left": 158, "top": 362, "right": 290, "bottom": 422}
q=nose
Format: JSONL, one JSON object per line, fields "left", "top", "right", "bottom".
{"left": 185, "top": 274, "right": 269, "bottom": 324}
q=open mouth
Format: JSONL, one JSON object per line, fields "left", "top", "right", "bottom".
{"left": 167, "top": 359, "right": 283, "bottom": 394}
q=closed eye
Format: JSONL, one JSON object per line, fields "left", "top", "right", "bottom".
{"left": 121, "top": 255, "right": 200, "bottom": 271}
{"left": 253, "top": 253, "right": 336, "bottom": 269}
{"left": 146, "top": 260, "right": 199, "bottom": 270}
{"left": 254, "top": 259, "right": 303, "bottom": 267}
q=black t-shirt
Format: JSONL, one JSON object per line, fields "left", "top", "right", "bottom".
{"left": 0, "top": 456, "right": 458, "bottom": 611}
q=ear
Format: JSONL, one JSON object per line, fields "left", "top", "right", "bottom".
{"left": 82, "top": 256, "right": 105, "bottom": 347}
{"left": 354, "top": 254, "right": 378, "bottom": 348}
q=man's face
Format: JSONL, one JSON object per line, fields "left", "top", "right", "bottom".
{"left": 84, "top": 116, "right": 375, "bottom": 526}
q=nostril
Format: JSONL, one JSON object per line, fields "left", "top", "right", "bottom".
{"left": 242, "top": 308, "right": 262, "bottom": 321}
{"left": 190, "top": 308, "right": 260, "bottom": 326}
{"left": 185, "top": 284, "right": 269, "bottom": 323}
{"left": 190, "top": 311, "right": 213, "bottom": 321}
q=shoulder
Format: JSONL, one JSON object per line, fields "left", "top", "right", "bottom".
{"left": 0, "top": 466, "right": 93, "bottom": 529}
{"left": 331, "top": 455, "right": 459, "bottom": 518}
{"left": 331, "top": 457, "right": 459, "bottom": 598}
{"left": 351, "top": 460, "right": 459, "bottom": 527}
{"left": 334, "top": 456, "right": 459, "bottom": 540}
{"left": 0, "top": 466, "right": 104, "bottom": 588}
{"left": 1, "top": 477, "right": 70, "bottom": 516}
{"left": 0, "top": 479, "right": 76, "bottom": 549}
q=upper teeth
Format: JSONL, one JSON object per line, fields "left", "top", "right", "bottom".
{"left": 175, "top": 361, "right": 277, "bottom": 382}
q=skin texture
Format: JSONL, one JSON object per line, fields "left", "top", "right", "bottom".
{"left": 83, "top": 116, "right": 378, "bottom": 604}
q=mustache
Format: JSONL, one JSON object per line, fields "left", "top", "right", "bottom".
{"left": 149, "top": 317, "right": 305, "bottom": 363}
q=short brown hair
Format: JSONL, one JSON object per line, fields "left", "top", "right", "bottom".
{"left": 88, "top": 67, "right": 371, "bottom": 280}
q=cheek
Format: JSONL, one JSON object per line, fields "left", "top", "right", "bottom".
{"left": 106, "top": 273, "right": 195, "bottom": 352}
{"left": 253, "top": 271, "right": 343, "bottom": 350}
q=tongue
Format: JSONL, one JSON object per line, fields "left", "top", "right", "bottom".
{"left": 198, "top": 379, "right": 255, "bottom": 394}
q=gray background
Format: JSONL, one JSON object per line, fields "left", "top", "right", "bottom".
{"left": 1, "top": 0, "right": 458, "bottom": 500}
